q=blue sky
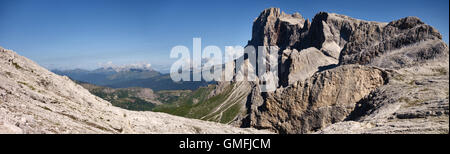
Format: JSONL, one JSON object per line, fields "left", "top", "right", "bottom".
{"left": 0, "top": 0, "right": 448, "bottom": 71}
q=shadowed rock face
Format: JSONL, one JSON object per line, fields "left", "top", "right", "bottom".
{"left": 212, "top": 8, "right": 448, "bottom": 134}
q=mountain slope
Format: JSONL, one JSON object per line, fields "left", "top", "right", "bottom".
{"left": 153, "top": 82, "right": 252, "bottom": 124}
{"left": 0, "top": 47, "right": 270, "bottom": 134}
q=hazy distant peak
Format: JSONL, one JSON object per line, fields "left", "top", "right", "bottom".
{"left": 99, "top": 61, "right": 153, "bottom": 72}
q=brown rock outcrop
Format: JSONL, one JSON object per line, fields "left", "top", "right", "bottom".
{"left": 245, "top": 65, "right": 388, "bottom": 133}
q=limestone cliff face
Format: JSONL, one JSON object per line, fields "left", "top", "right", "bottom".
{"left": 0, "top": 47, "right": 271, "bottom": 134}
{"left": 210, "top": 8, "right": 448, "bottom": 134}
{"left": 245, "top": 65, "right": 388, "bottom": 133}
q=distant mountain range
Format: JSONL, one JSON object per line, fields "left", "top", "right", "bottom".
{"left": 52, "top": 67, "right": 212, "bottom": 91}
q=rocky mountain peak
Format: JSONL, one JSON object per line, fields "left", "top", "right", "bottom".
{"left": 245, "top": 8, "right": 447, "bottom": 87}
{"left": 249, "top": 8, "right": 306, "bottom": 47}
{"left": 339, "top": 15, "right": 445, "bottom": 66}
{"left": 257, "top": 8, "right": 281, "bottom": 19}
{"left": 211, "top": 8, "right": 449, "bottom": 134}
{"left": 388, "top": 16, "right": 425, "bottom": 30}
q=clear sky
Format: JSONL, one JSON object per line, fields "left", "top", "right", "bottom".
{"left": 0, "top": 0, "right": 448, "bottom": 71}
